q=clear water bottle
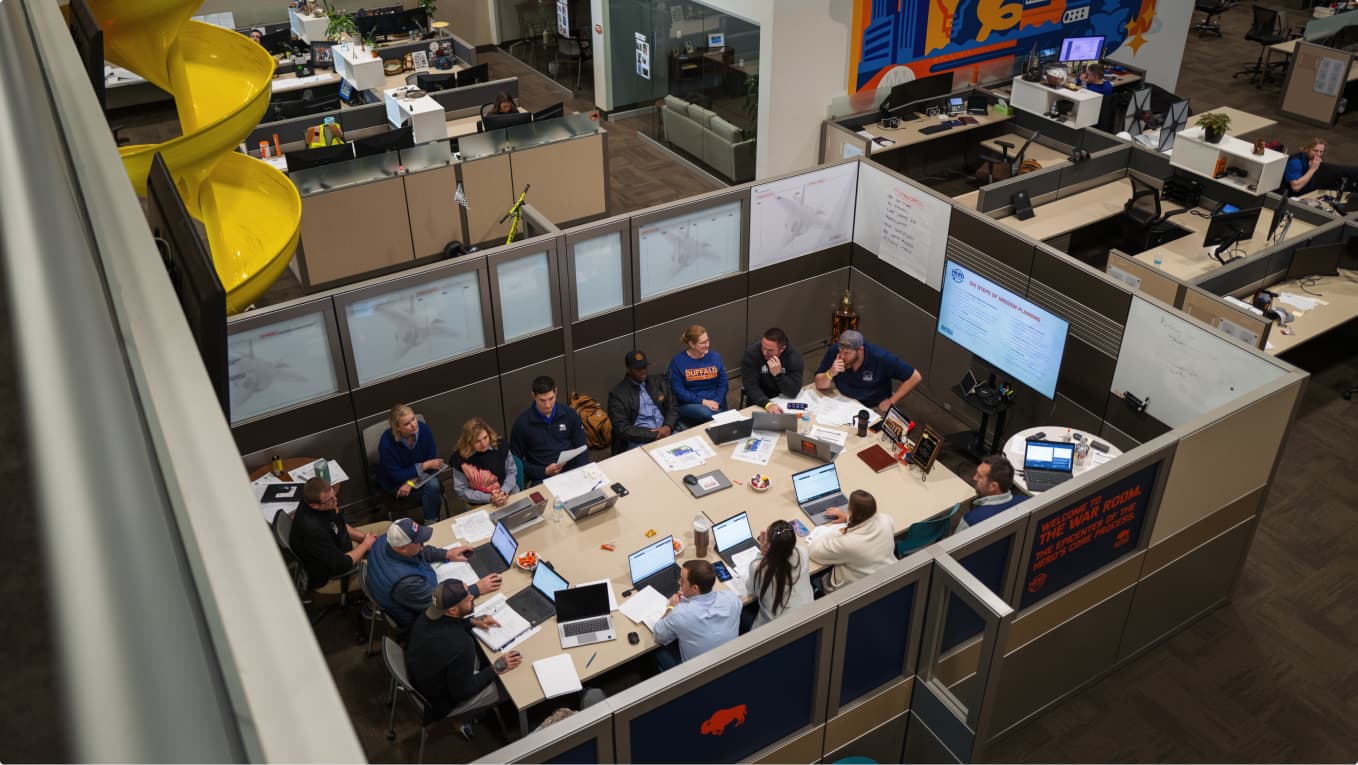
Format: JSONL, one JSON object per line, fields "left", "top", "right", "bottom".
{"left": 552, "top": 497, "right": 565, "bottom": 523}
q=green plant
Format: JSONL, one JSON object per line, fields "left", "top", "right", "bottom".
{"left": 419, "top": 0, "right": 437, "bottom": 20}
{"left": 322, "top": 3, "right": 356, "bottom": 41}
{"left": 1195, "top": 112, "right": 1231, "bottom": 134}
{"left": 362, "top": 31, "right": 378, "bottom": 50}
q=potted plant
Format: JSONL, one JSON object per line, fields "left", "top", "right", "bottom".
{"left": 1196, "top": 112, "right": 1230, "bottom": 144}
{"left": 323, "top": 4, "right": 356, "bottom": 46}
{"left": 363, "top": 31, "right": 379, "bottom": 56}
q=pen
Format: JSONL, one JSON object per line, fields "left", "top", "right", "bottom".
{"left": 586, "top": 652, "right": 597, "bottom": 668}
{"left": 591, "top": 480, "right": 603, "bottom": 492}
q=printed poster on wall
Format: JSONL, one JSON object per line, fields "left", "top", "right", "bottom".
{"left": 635, "top": 32, "right": 650, "bottom": 80}
{"left": 556, "top": 0, "right": 570, "bottom": 36}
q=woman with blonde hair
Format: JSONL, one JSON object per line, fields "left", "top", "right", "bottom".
{"left": 667, "top": 324, "right": 729, "bottom": 425}
{"left": 451, "top": 417, "right": 518, "bottom": 507}
{"left": 377, "top": 404, "right": 446, "bottom": 523}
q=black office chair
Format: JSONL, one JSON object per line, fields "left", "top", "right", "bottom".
{"left": 1344, "top": 384, "right": 1357, "bottom": 400}
{"left": 1122, "top": 175, "right": 1191, "bottom": 253}
{"left": 1192, "top": 1, "right": 1230, "bottom": 38}
{"left": 1233, "top": 5, "right": 1288, "bottom": 86}
{"left": 977, "top": 131, "right": 1041, "bottom": 185}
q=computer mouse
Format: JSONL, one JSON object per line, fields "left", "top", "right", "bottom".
{"left": 683, "top": 474, "right": 698, "bottom": 486}
{"left": 628, "top": 631, "right": 640, "bottom": 645}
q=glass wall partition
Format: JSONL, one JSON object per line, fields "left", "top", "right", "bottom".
{"left": 496, "top": 0, "right": 594, "bottom": 94}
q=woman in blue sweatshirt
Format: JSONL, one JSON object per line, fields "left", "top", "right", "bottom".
{"left": 668, "top": 324, "right": 729, "bottom": 425}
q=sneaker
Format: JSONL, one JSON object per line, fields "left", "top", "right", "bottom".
{"left": 457, "top": 721, "right": 475, "bottom": 741}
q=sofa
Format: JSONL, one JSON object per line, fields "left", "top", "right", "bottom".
{"left": 660, "top": 95, "right": 755, "bottom": 183}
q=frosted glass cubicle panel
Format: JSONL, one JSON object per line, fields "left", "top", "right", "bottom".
{"left": 496, "top": 251, "right": 555, "bottom": 341}
{"left": 637, "top": 199, "right": 743, "bottom": 298}
{"left": 573, "top": 231, "right": 626, "bottom": 319}
{"left": 344, "top": 270, "right": 487, "bottom": 386}
{"left": 229, "top": 310, "right": 342, "bottom": 424}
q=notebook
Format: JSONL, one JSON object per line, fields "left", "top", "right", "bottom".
{"left": 555, "top": 582, "right": 615, "bottom": 648}
{"left": 1022, "top": 440, "right": 1077, "bottom": 492}
{"left": 791, "top": 462, "right": 847, "bottom": 525}
{"left": 628, "top": 535, "right": 681, "bottom": 598}
{"left": 856, "top": 443, "right": 898, "bottom": 473}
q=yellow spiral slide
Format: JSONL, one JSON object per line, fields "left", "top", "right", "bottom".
{"left": 89, "top": 0, "right": 301, "bottom": 313}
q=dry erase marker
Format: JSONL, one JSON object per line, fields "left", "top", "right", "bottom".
{"left": 586, "top": 652, "right": 597, "bottom": 668}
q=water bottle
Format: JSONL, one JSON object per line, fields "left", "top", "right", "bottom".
{"left": 552, "top": 497, "right": 565, "bottom": 523}
{"left": 693, "top": 512, "right": 711, "bottom": 558}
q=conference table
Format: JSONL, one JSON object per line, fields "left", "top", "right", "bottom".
{"left": 421, "top": 389, "right": 974, "bottom": 731}
{"left": 1003, "top": 426, "right": 1124, "bottom": 495}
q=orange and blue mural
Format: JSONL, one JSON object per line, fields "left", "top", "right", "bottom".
{"left": 850, "top": 0, "right": 1158, "bottom": 92}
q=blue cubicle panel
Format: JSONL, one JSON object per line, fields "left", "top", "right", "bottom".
{"left": 838, "top": 582, "right": 915, "bottom": 707}
{"left": 940, "top": 535, "right": 1014, "bottom": 653}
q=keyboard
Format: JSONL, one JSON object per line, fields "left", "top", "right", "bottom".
{"left": 1025, "top": 469, "right": 1070, "bottom": 492}
{"left": 562, "top": 616, "right": 611, "bottom": 638}
{"left": 802, "top": 493, "right": 847, "bottom": 523}
{"left": 920, "top": 124, "right": 951, "bottom": 135}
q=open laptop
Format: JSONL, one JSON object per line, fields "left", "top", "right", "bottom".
{"left": 565, "top": 490, "right": 619, "bottom": 521}
{"left": 467, "top": 521, "right": 517, "bottom": 578}
{"left": 786, "top": 431, "right": 842, "bottom": 462}
{"left": 791, "top": 462, "right": 848, "bottom": 526}
{"left": 1022, "top": 440, "right": 1077, "bottom": 492}
{"left": 506, "top": 560, "right": 568, "bottom": 627}
{"left": 489, "top": 492, "right": 549, "bottom": 532}
{"left": 628, "top": 535, "right": 681, "bottom": 598}
{"left": 751, "top": 411, "right": 798, "bottom": 432}
{"left": 555, "top": 582, "right": 615, "bottom": 648}
{"left": 706, "top": 418, "right": 753, "bottom": 445}
{"left": 412, "top": 463, "right": 450, "bottom": 489}
{"left": 712, "top": 511, "right": 758, "bottom": 570}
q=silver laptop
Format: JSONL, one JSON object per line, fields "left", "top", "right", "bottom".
{"left": 565, "top": 490, "right": 619, "bottom": 521}
{"left": 489, "top": 492, "right": 549, "bottom": 532}
{"left": 791, "top": 462, "right": 848, "bottom": 525}
{"left": 785, "top": 431, "right": 842, "bottom": 462}
{"left": 412, "top": 463, "right": 450, "bottom": 489}
{"left": 751, "top": 411, "right": 798, "bottom": 432}
{"left": 1022, "top": 440, "right": 1077, "bottom": 492}
{"left": 555, "top": 582, "right": 615, "bottom": 648}
{"left": 712, "top": 511, "right": 758, "bottom": 568}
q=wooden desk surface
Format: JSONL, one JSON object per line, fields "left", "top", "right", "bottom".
{"left": 1197, "top": 105, "right": 1277, "bottom": 137}
{"left": 1263, "top": 269, "right": 1358, "bottom": 354}
{"left": 1135, "top": 206, "right": 1314, "bottom": 281}
{"left": 996, "top": 178, "right": 1144, "bottom": 242}
{"left": 423, "top": 395, "right": 972, "bottom": 714}
{"left": 1268, "top": 38, "right": 1358, "bottom": 81}
{"left": 859, "top": 106, "right": 1011, "bottom": 154}
{"left": 978, "top": 133, "right": 1072, "bottom": 167}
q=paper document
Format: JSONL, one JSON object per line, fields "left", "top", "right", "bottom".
{"left": 1276, "top": 292, "right": 1324, "bottom": 312}
{"left": 289, "top": 459, "right": 350, "bottom": 484}
{"left": 250, "top": 473, "right": 283, "bottom": 500}
{"left": 805, "top": 523, "right": 846, "bottom": 544}
{"left": 452, "top": 509, "right": 494, "bottom": 543}
{"left": 555, "top": 445, "right": 588, "bottom": 465}
{"left": 770, "top": 391, "right": 817, "bottom": 411}
{"left": 811, "top": 397, "right": 863, "bottom": 427}
{"left": 808, "top": 426, "right": 848, "bottom": 446}
{"left": 471, "top": 594, "right": 533, "bottom": 652}
{"left": 533, "top": 654, "right": 584, "bottom": 699}
{"left": 709, "top": 409, "right": 746, "bottom": 425}
{"left": 730, "top": 432, "right": 778, "bottom": 465}
{"left": 578, "top": 578, "right": 620, "bottom": 611}
{"left": 648, "top": 437, "right": 715, "bottom": 472}
{"left": 619, "top": 586, "right": 668, "bottom": 630}
{"left": 731, "top": 547, "right": 761, "bottom": 574}
{"left": 543, "top": 463, "right": 612, "bottom": 501}
{"left": 504, "top": 626, "right": 540, "bottom": 652}
{"left": 258, "top": 502, "right": 295, "bottom": 523}
{"left": 435, "top": 560, "right": 480, "bottom": 587}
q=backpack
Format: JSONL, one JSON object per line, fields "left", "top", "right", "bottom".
{"left": 570, "top": 392, "right": 611, "bottom": 450}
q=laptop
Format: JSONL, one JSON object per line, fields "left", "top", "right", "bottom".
{"left": 555, "top": 582, "right": 615, "bottom": 648}
{"left": 712, "top": 511, "right": 758, "bottom": 569}
{"left": 468, "top": 521, "right": 517, "bottom": 578}
{"left": 706, "top": 418, "right": 753, "bottom": 445}
{"left": 489, "top": 492, "right": 549, "bottom": 532}
{"left": 1022, "top": 440, "right": 1077, "bottom": 492}
{"left": 628, "top": 535, "right": 681, "bottom": 598}
{"left": 506, "top": 560, "right": 568, "bottom": 627}
{"left": 412, "top": 463, "right": 449, "bottom": 489}
{"left": 786, "top": 431, "right": 842, "bottom": 462}
{"left": 876, "top": 404, "right": 914, "bottom": 447}
{"left": 791, "top": 462, "right": 848, "bottom": 526}
{"left": 565, "top": 490, "right": 619, "bottom": 521}
{"left": 751, "top": 411, "right": 798, "bottom": 432}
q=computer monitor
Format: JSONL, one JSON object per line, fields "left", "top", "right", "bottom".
{"left": 353, "top": 124, "right": 414, "bottom": 157}
{"left": 532, "top": 102, "right": 564, "bottom": 121}
{"left": 455, "top": 62, "right": 490, "bottom": 88}
{"left": 481, "top": 111, "right": 533, "bottom": 131}
{"left": 145, "top": 153, "right": 229, "bottom": 419}
{"left": 1267, "top": 191, "right": 1292, "bottom": 242}
{"left": 708, "top": 32, "right": 724, "bottom": 49}
{"left": 356, "top": 8, "right": 425, "bottom": 40}
{"left": 1037, "top": 45, "right": 1059, "bottom": 64}
{"left": 284, "top": 142, "right": 355, "bottom": 173}
{"left": 69, "top": 0, "right": 104, "bottom": 110}
{"left": 1284, "top": 242, "right": 1343, "bottom": 282}
{"left": 257, "top": 28, "right": 294, "bottom": 55}
{"left": 1059, "top": 35, "right": 1104, "bottom": 63}
{"left": 416, "top": 72, "right": 456, "bottom": 92}
{"left": 882, "top": 73, "right": 953, "bottom": 117}
{"left": 1202, "top": 206, "right": 1263, "bottom": 263}
{"left": 337, "top": 78, "right": 355, "bottom": 104}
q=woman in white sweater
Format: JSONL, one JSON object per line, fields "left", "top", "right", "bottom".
{"left": 808, "top": 490, "right": 896, "bottom": 593}
{"left": 744, "top": 519, "right": 814, "bottom": 629}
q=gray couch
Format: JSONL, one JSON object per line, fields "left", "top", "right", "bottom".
{"left": 660, "top": 95, "right": 755, "bottom": 183}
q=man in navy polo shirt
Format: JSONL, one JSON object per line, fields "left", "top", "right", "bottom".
{"left": 509, "top": 375, "right": 591, "bottom": 483}
{"left": 813, "top": 330, "right": 922, "bottom": 413}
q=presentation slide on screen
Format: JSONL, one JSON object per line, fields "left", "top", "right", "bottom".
{"left": 749, "top": 163, "right": 857, "bottom": 270}
{"left": 638, "top": 200, "right": 742, "bottom": 299}
{"left": 344, "top": 270, "right": 485, "bottom": 386}
{"left": 229, "top": 312, "right": 340, "bottom": 423}
{"left": 496, "top": 252, "right": 554, "bottom": 341}
{"left": 936, "top": 260, "right": 1068, "bottom": 399}
{"left": 572, "top": 231, "right": 625, "bottom": 319}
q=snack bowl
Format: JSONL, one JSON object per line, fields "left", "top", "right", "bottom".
{"left": 749, "top": 474, "right": 772, "bottom": 492}
{"left": 672, "top": 537, "right": 685, "bottom": 555}
{"left": 516, "top": 550, "right": 538, "bottom": 570}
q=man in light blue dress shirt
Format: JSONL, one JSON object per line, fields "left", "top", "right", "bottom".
{"left": 652, "top": 559, "right": 741, "bottom": 670}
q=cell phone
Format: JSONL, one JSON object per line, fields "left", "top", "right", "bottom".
{"left": 713, "top": 561, "right": 732, "bottom": 581}
{"left": 868, "top": 420, "right": 884, "bottom": 433}
{"left": 611, "top": 482, "right": 629, "bottom": 497}
{"left": 786, "top": 402, "right": 808, "bottom": 411}
{"left": 1027, "top": 431, "right": 1046, "bottom": 441}
{"left": 1091, "top": 440, "right": 1110, "bottom": 453}
{"left": 791, "top": 518, "right": 810, "bottom": 537}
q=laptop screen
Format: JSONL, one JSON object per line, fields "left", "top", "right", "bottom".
{"left": 490, "top": 521, "right": 517, "bottom": 565}
{"left": 629, "top": 536, "right": 675, "bottom": 583}
{"left": 531, "top": 562, "right": 569, "bottom": 602}
{"left": 1024, "top": 441, "right": 1076, "bottom": 472}
{"left": 555, "top": 582, "right": 610, "bottom": 622}
{"left": 792, "top": 463, "right": 841, "bottom": 504}
{"left": 713, "top": 511, "right": 753, "bottom": 553}
{"left": 880, "top": 405, "right": 912, "bottom": 446}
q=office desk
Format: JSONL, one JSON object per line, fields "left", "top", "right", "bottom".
{"left": 1260, "top": 269, "right": 1358, "bottom": 355}
{"left": 858, "top": 106, "right": 1012, "bottom": 155}
{"left": 1002, "top": 427, "right": 1123, "bottom": 494}
{"left": 272, "top": 71, "right": 342, "bottom": 94}
{"left": 1268, "top": 38, "right": 1358, "bottom": 82}
{"left": 978, "top": 134, "right": 1071, "bottom": 167}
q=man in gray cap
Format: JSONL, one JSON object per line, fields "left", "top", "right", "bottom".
{"left": 406, "top": 579, "right": 522, "bottom": 737}
{"left": 607, "top": 349, "right": 679, "bottom": 452}
{"left": 814, "top": 329, "right": 922, "bottom": 413}
{"left": 365, "top": 518, "right": 501, "bottom": 630}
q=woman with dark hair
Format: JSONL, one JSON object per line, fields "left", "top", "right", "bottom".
{"left": 744, "top": 519, "right": 813, "bottom": 629}
{"left": 809, "top": 489, "right": 896, "bottom": 594}
{"left": 492, "top": 91, "right": 516, "bottom": 114}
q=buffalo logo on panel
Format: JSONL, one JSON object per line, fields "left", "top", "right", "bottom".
{"left": 700, "top": 704, "right": 747, "bottom": 736}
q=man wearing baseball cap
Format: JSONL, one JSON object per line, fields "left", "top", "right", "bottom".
{"left": 814, "top": 330, "right": 922, "bottom": 413}
{"left": 607, "top": 349, "right": 679, "bottom": 453}
{"left": 406, "top": 579, "right": 522, "bottom": 735}
{"left": 365, "top": 518, "right": 501, "bottom": 629}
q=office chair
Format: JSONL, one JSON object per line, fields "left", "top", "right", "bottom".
{"left": 977, "top": 131, "right": 1042, "bottom": 185}
{"left": 555, "top": 35, "right": 590, "bottom": 89}
{"left": 272, "top": 509, "right": 363, "bottom": 629}
{"left": 382, "top": 636, "right": 508, "bottom": 762}
{"left": 1233, "top": 5, "right": 1288, "bottom": 86}
{"left": 1192, "top": 1, "right": 1230, "bottom": 38}
{"left": 361, "top": 415, "right": 450, "bottom": 522}
{"left": 1122, "top": 175, "right": 1191, "bottom": 253}
{"left": 895, "top": 503, "right": 963, "bottom": 559}
{"left": 1344, "top": 385, "right": 1356, "bottom": 400}
{"left": 359, "top": 559, "right": 404, "bottom": 657}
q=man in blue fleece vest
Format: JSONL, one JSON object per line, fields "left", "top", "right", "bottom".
{"left": 365, "top": 518, "right": 501, "bottom": 629}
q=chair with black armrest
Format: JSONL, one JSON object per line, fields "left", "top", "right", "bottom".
{"left": 1233, "top": 5, "right": 1288, "bottom": 86}
{"left": 977, "top": 131, "right": 1041, "bottom": 185}
{"left": 362, "top": 415, "right": 450, "bottom": 523}
{"left": 382, "top": 636, "right": 508, "bottom": 762}
{"left": 359, "top": 559, "right": 404, "bottom": 657}
{"left": 1121, "top": 175, "right": 1191, "bottom": 253}
{"left": 1192, "top": 1, "right": 1230, "bottom": 38}
{"left": 272, "top": 508, "right": 360, "bottom": 627}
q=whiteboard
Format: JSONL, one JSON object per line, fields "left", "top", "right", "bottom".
{"left": 229, "top": 311, "right": 341, "bottom": 423}
{"left": 496, "top": 251, "right": 554, "bottom": 341}
{"left": 749, "top": 163, "right": 858, "bottom": 270}
{"left": 345, "top": 270, "right": 486, "bottom": 386}
{"left": 1111, "top": 297, "right": 1288, "bottom": 427}
{"left": 572, "top": 231, "right": 625, "bottom": 319}
{"left": 638, "top": 200, "right": 742, "bottom": 299}
{"left": 852, "top": 162, "right": 951, "bottom": 289}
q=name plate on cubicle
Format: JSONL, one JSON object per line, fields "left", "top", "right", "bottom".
{"left": 1216, "top": 317, "right": 1260, "bottom": 347}
{"left": 1106, "top": 265, "right": 1142, "bottom": 290}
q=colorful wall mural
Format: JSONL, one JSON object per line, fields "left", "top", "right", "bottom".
{"left": 850, "top": 0, "right": 1159, "bottom": 93}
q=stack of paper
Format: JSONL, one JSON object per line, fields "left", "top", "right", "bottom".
{"left": 805, "top": 523, "right": 846, "bottom": 544}
{"left": 533, "top": 654, "right": 583, "bottom": 699}
{"left": 435, "top": 560, "right": 479, "bottom": 587}
{"left": 808, "top": 426, "right": 848, "bottom": 446}
{"left": 471, "top": 593, "right": 533, "bottom": 652}
{"left": 708, "top": 409, "right": 747, "bottom": 425}
{"left": 543, "top": 463, "right": 612, "bottom": 501}
{"left": 618, "top": 586, "right": 669, "bottom": 630}
{"left": 289, "top": 459, "right": 350, "bottom": 484}
{"left": 251, "top": 474, "right": 295, "bottom": 522}
{"left": 452, "top": 510, "right": 494, "bottom": 543}
{"left": 731, "top": 547, "right": 761, "bottom": 575}
{"left": 731, "top": 432, "right": 778, "bottom": 465}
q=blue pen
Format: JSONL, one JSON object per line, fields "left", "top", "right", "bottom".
{"left": 586, "top": 652, "right": 597, "bottom": 668}
{"left": 591, "top": 480, "right": 603, "bottom": 492}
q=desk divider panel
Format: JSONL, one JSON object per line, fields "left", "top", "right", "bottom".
{"left": 1180, "top": 287, "right": 1271, "bottom": 350}
{"left": 403, "top": 164, "right": 466, "bottom": 258}
{"left": 1106, "top": 250, "right": 1184, "bottom": 306}
{"left": 298, "top": 176, "right": 415, "bottom": 286}
{"left": 976, "top": 163, "right": 1063, "bottom": 215}
{"left": 1013, "top": 108, "right": 1083, "bottom": 148}
{"left": 470, "top": 698, "right": 614, "bottom": 764}
{"left": 1127, "top": 142, "right": 1172, "bottom": 178}
{"left": 509, "top": 132, "right": 607, "bottom": 227}
{"left": 1056, "top": 146, "right": 1129, "bottom": 196}
{"left": 1079, "top": 128, "right": 1123, "bottom": 154}
{"left": 459, "top": 153, "right": 515, "bottom": 245}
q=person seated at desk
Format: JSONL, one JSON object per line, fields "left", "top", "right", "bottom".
{"left": 1284, "top": 138, "right": 1358, "bottom": 196}
{"left": 509, "top": 375, "right": 591, "bottom": 483}
{"left": 743, "top": 520, "right": 813, "bottom": 632}
{"left": 668, "top": 324, "right": 729, "bottom": 426}
{"left": 653, "top": 559, "right": 741, "bottom": 670}
{"left": 740, "top": 327, "right": 804, "bottom": 414}
{"left": 377, "top": 404, "right": 446, "bottom": 524}
{"left": 607, "top": 349, "right": 678, "bottom": 451}
{"left": 451, "top": 417, "right": 518, "bottom": 508}
{"left": 814, "top": 330, "right": 922, "bottom": 413}
{"left": 1079, "top": 63, "right": 1114, "bottom": 97}
{"left": 957, "top": 455, "right": 1027, "bottom": 532}
{"left": 809, "top": 490, "right": 896, "bottom": 595}
{"left": 366, "top": 518, "right": 501, "bottom": 630}
{"left": 491, "top": 91, "right": 516, "bottom": 114}
{"left": 407, "top": 580, "right": 522, "bottom": 740}
{"left": 289, "top": 477, "right": 376, "bottom": 592}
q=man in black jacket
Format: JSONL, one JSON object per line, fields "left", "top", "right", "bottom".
{"left": 740, "top": 327, "right": 803, "bottom": 413}
{"left": 607, "top": 349, "right": 680, "bottom": 452}
{"left": 288, "top": 477, "right": 376, "bottom": 592}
